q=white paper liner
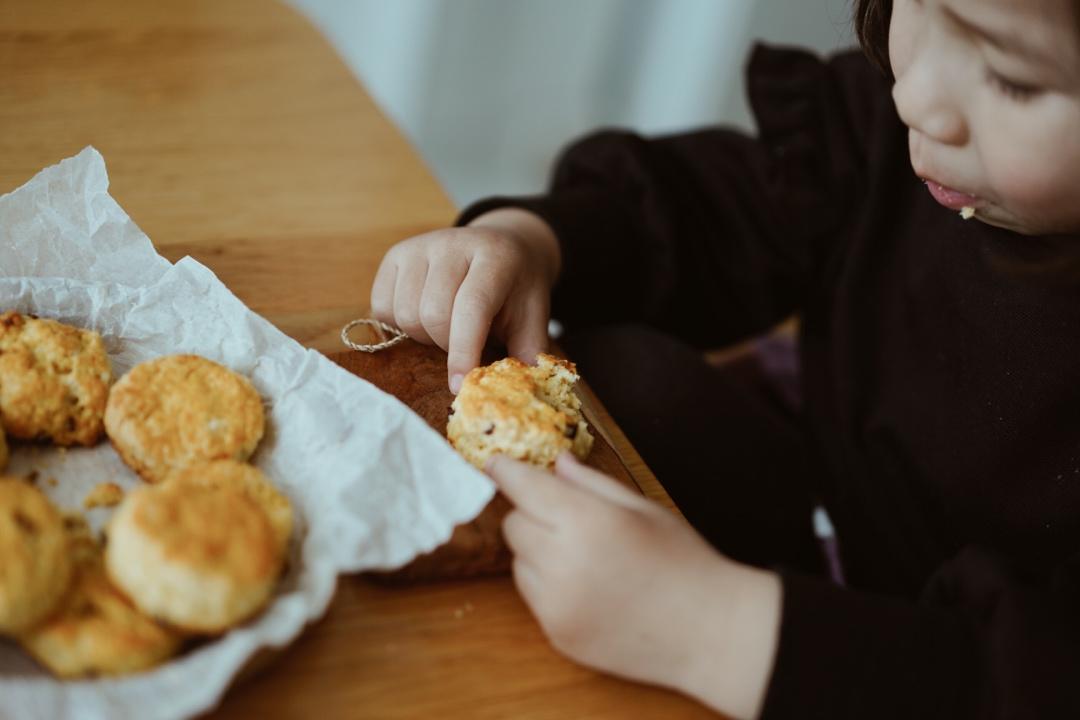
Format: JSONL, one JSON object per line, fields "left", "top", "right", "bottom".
{"left": 0, "top": 147, "right": 494, "bottom": 719}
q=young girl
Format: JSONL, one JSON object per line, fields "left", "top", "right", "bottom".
{"left": 371, "top": 0, "right": 1080, "bottom": 716}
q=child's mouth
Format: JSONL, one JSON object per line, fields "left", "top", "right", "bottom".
{"left": 923, "top": 179, "right": 981, "bottom": 213}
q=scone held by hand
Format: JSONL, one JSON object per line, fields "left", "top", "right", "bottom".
{"left": 0, "top": 311, "right": 113, "bottom": 446}
{"left": 448, "top": 353, "right": 593, "bottom": 469}
{"left": 104, "top": 354, "right": 265, "bottom": 484}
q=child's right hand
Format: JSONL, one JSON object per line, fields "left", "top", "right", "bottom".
{"left": 370, "top": 207, "right": 562, "bottom": 393}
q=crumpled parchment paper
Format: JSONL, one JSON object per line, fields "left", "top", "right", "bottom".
{"left": 0, "top": 147, "right": 494, "bottom": 719}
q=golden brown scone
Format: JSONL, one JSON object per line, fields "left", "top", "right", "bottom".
{"left": 0, "top": 311, "right": 113, "bottom": 446}
{"left": 0, "top": 477, "right": 73, "bottom": 634}
{"left": 165, "top": 460, "right": 293, "bottom": 555}
{"left": 447, "top": 353, "right": 594, "bottom": 470}
{"left": 0, "top": 424, "right": 8, "bottom": 471}
{"left": 19, "top": 519, "right": 184, "bottom": 678}
{"left": 105, "top": 482, "right": 282, "bottom": 634}
{"left": 104, "top": 354, "right": 265, "bottom": 484}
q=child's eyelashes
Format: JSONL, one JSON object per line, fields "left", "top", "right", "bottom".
{"left": 985, "top": 68, "right": 1043, "bottom": 102}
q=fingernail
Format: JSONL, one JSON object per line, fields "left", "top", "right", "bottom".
{"left": 449, "top": 374, "right": 464, "bottom": 394}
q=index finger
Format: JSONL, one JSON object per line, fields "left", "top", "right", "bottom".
{"left": 555, "top": 452, "right": 651, "bottom": 511}
{"left": 446, "top": 258, "right": 512, "bottom": 392}
{"left": 486, "top": 455, "right": 582, "bottom": 527}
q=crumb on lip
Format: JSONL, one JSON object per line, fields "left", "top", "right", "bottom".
{"left": 960, "top": 206, "right": 976, "bottom": 220}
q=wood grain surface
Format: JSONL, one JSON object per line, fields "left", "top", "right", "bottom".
{"left": 0, "top": 0, "right": 450, "bottom": 354}
{"left": 0, "top": 1, "right": 717, "bottom": 717}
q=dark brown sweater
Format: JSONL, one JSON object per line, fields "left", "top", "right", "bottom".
{"left": 460, "top": 45, "right": 1080, "bottom": 718}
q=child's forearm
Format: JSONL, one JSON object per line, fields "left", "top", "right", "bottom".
{"left": 467, "top": 207, "right": 562, "bottom": 285}
{"left": 680, "top": 563, "right": 782, "bottom": 720}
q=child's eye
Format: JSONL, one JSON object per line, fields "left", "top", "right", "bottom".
{"left": 985, "top": 68, "right": 1043, "bottom": 102}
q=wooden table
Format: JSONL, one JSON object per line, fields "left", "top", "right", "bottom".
{"left": 0, "top": 1, "right": 717, "bottom": 717}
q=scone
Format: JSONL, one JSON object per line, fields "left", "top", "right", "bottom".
{"left": 19, "top": 520, "right": 183, "bottom": 678}
{"left": 104, "top": 354, "right": 265, "bottom": 484}
{"left": 447, "top": 353, "right": 594, "bottom": 469}
{"left": 0, "top": 478, "right": 73, "bottom": 634}
{"left": 165, "top": 460, "right": 293, "bottom": 555}
{"left": 0, "top": 311, "right": 113, "bottom": 446}
{"left": 105, "top": 482, "right": 282, "bottom": 633}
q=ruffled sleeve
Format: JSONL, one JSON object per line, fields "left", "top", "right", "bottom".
{"left": 458, "top": 44, "right": 893, "bottom": 348}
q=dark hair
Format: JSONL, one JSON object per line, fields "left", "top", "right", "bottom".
{"left": 853, "top": 0, "right": 894, "bottom": 75}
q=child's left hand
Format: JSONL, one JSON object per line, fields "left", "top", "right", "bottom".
{"left": 487, "top": 453, "right": 783, "bottom": 720}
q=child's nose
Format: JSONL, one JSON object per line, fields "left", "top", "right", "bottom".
{"left": 891, "top": 54, "right": 968, "bottom": 147}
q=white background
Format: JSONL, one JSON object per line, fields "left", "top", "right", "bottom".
{"left": 287, "top": 0, "right": 854, "bottom": 207}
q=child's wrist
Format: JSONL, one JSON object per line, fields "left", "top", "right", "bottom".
{"left": 679, "top": 560, "right": 782, "bottom": 720}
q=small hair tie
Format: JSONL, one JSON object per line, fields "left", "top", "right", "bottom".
{"left": 341, "top": 318, "right": 407, "bottom": 353}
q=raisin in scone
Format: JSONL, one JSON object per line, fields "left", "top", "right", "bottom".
{"left": 447, "top": 353, "right": 593, "bottom": 469}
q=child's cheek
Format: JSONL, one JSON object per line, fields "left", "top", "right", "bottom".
{"left": 985, "top": 143, "right": 1080, "bottom": 227}
{"left": 888, "top": 0, "right": 918, "bottom": 78}
{"left": 981, "top": 103, "right": 1080, "bottom": 232}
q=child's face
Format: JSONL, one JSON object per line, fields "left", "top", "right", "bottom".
{"left": 890, "top": 0, "right": 1080, "bottom": 235}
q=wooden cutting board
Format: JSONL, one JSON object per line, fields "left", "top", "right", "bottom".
{"left": 327, "top": 339, "right": 641, "bottom": 581}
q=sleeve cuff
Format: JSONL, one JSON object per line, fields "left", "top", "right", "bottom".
{"left": 456, "top": 190, "right": 650, "bottom": 331}
{"left": 760, "top": 571, "right": 982, "bottom": 719}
